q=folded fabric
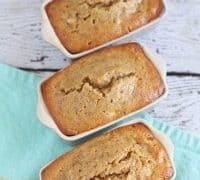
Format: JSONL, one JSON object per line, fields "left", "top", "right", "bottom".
{"left": 0, "top": 63, "right": 200, "bottom": 180}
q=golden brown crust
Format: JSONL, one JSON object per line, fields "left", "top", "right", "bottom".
{"left": 41, "top": 43, "right": 165, "bottom": 135}
{"left": 41, "top": 123, "right": 174, "bottom": 180}
{"left": 45, "top": 0, "right": 164, "bottom": 53}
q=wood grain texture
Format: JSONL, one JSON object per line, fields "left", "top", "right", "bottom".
{"left": 148, "top": 75, "right": 200, "bottom": 136}
{"left": 0, "top": 0, "right": 200, "bottom": 73}
{"left": 0, "top": 0, "right": 72, "bottom": 69}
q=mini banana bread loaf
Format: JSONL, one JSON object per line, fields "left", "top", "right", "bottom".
{"left": 41, "top": 43, "right": 165, "bottom": 135}
{"left": 41, "top": 123, "right": 174, "bottom": 180}
{"left": 45, "top": 0, "right": 164, "bottom": 53}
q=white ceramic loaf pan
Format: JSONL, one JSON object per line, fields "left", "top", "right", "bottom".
{"left": 37, "top": 43, "right": 168, "bottom": 142}
{"left": 39, "top": 119, "right": 176, "bottom": 180}
{"left": 41, "top": 0, "right": 167, "bottom": 59}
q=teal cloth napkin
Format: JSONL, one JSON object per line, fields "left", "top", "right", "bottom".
{"left": 0, "top": 63, "right": 200, "bottom": 180}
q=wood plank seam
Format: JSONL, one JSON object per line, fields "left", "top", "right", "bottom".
{"left": 17, "top": 67, "right": 200, "bottom": 77}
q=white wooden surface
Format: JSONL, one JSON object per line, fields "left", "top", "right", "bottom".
{"left": 0, "top": 0, "right": 200, "bottom": 135}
